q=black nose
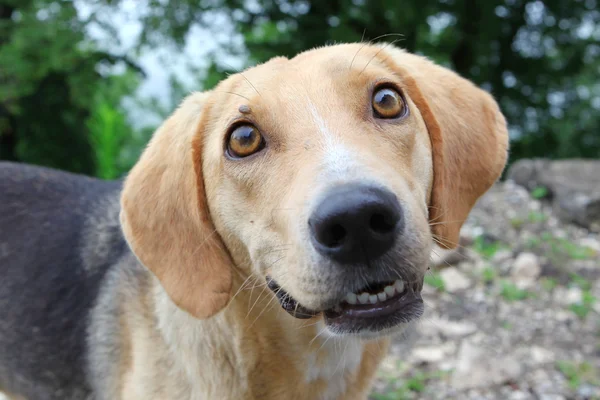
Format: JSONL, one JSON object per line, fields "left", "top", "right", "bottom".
{"left": 308, "top": 184, "right": 403, "bottom": 264}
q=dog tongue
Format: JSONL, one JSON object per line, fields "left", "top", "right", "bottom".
{"left": 267, "top": 278, "right": 319, "bottom": 319}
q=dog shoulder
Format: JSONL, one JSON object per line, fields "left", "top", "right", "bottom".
{"left": 0, "top": 162, "right": 139, "bottom": 399}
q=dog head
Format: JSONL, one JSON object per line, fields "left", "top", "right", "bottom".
{"left": 120, "top": 43, "right": 508, "bottom": 338}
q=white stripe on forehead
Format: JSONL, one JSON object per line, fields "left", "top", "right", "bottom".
{"left": 307, "top": 100, "right": 361, "bottom": 178}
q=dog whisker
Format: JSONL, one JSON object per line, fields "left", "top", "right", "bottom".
{"left": 431, "top": 234, "right": 471, "bottom": 252}
{"left": 428, "top": 219, "right": 468, "bottom": 227}
{"left": 215, "top": 90, "right": 252, "bottom": 101}
{"left": 240, "top": 72, "right": 262, "bottom": 98}
{"left": 349, "top": 32, "right": 405, "bottom": 70}
{"left": 309, "top": 326, "right": 328, "bottom": 347}
{"left": 358, "top": 37, "right": 404, "bottom": 76}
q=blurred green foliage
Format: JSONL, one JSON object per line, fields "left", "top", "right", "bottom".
{"left": 1, "top": 0, "right": 599, "bottom": 178}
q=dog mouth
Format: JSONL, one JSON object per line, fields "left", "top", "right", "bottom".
{"left": 266, "top": 277, "right": 424, "bottom": 334}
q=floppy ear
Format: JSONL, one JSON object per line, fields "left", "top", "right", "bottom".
{"left": 382, "top": 46, "right": 509, "bottom": 249}
{"left": 120, "top": 92, "right": 233, "bottom": 319}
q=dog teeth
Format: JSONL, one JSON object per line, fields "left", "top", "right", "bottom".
{"left": 358, "top": 293, "right": 370, "bottom": 304}
{"left": 394, "top": 279, "right": 405, "bottom": 293}
{"left": 343, "top": 279, "right": 406, "bottom": 306}
{"left": 384, "top": 285, "right": 395, "bottom": 296}
{"left": 345, "top": 292, "right": 357, "bottom": 305}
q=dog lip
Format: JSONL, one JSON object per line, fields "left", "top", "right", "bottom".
{"left": 266, "top": 276, "right": 424, "bottom": 328}
{"left": 266, "top": 277, "right": 319, "bottom": 319}
{"left": 323, "top": 287, "right": 423, "bottom": 323}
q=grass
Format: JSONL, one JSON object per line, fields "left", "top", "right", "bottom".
{"left": 541, "top": 277, "right": 558, "bottom": 291}
{"left": 569, "top": 290, "right": 597, "bottom": 319}
{"left": 499, "top": 280, "right": 530, "bottom": 301}
{"left": 525, "top": 233, "right": 595, "bottom": 269}
{"left": 472, "top": 236, "right": 504, "bottom": 259}
{"left": 527, "top": 210, "right": 548, "bottom": 223}
{"left": 510, "top": 217, "right": 525, "bottom": 229}
{"left": 373, "top": 370, "right": 449, "bottom": 400}
{"left": 531, "top": 186, "right": 549, "bottom": 199}
{"left": 501, "top": 321, "right": 514, "bottom": 330}
{"left": 556, "top": 360, "right": 600, "bottom": 391}
{"left": 571, "top": 273, "right": 592, "bottom": 291}
{"left": 565, "top": 274, "right": 595, "bottom": 319}
{"left": 424, "top": 273, "right": 445, "bottom": 292}
{"left": 481, "top": 266, "right": 497, "bottom": 285}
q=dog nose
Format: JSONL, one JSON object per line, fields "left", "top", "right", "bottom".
{"left": 308, "top": 184, "right": 403, "bottom": 264}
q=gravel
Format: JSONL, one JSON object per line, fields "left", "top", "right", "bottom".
{"left": 371, "top": 181, "right": 600, "bottom": 400}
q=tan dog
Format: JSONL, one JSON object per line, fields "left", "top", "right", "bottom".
{"left": 0, "top": 42, "right": 508, "bottom": 400}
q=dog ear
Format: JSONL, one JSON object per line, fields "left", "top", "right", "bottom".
{"left": 120, "top": 92, "right": 233, "bottom": 318}
{"left": 382, "top": 46, "right": 509, "bottom": 249}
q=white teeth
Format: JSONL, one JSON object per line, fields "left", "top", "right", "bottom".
{"left": 394, "top": 279, "right": 405, "bottom": 293}
{"left": 384, "top": 285, "right": 395, "bottom": 297}
{"left": 346, "top": 292, "right": 357, "bottom": 305}
{"left": 358, "top": 293, "right": 370, "bottom": 304}
{"left": 342, "top": 279, "right": 406, "bottom": 305}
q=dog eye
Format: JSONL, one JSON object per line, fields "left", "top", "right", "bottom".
{"left": 227, "top": 124, "right": 264, "bottom": 158}
{"left": 372, "top": 87, "right": 406, "bottom": 119}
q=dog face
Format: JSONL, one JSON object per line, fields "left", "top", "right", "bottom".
{"left": 120, "top": 43, "right": 508, "bottom": 338}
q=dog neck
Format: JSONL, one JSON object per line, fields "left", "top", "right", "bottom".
{"left": 150, "top": 275, "right": 389, "bottom": 400}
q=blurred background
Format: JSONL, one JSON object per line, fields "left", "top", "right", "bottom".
{"left": 0, "top": 1, "right": 598, "bottom": 399}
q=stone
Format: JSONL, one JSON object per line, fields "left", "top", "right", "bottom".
{"left": 579, "top": 237, "right": 600, "bottom": 254}
{"left": 451, "top": 340, "right": 524, "bottom": 390}
{"left": 411, "top": 343, "right": 455, "bottom": 364}
{"left": 420, "top": 318, "right": 478, "bottom": 339}
{"left": 511, "top": 252, "right": 541, "bottom": 288}
{"left": 508, "top": 159, "right": 600, "bottom": 232}
{"left": 537, "top": 395, "right": 566, "bottom": 400}
{"left": 509, "top": 391, "right": 531, "bottom": 400}
{"left": 529, "top": 346, "right": 555, "bottom": 365}
{"left": 565, "top": 287, "right": 583, "bottom": 305}
{"left": 492, "top": 249, "right": 513, "bottom": 264}
{"left": 439, "top": 267, "right": 472, "bottom": 293}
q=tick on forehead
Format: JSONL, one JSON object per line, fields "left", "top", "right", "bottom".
{"left": 239, "top": 105, "right": 251, "bottom": 114}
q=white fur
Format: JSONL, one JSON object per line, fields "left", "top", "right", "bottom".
{"left": 305, "top": 321, "right": 363, "bottom": 400}
{"left": 307, "top": 100, "right": 363, "bottom": 181}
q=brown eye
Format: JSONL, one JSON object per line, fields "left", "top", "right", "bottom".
{"left": 227, "top": 124, "right": 264, "bottom": 158}
{"left": 372, "top": 87, "right": 406, "bottom": 119}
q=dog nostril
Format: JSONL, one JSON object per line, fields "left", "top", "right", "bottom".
{"left": 369, "top": 212, "right": 396, "bottom": 234}
{"left": 324, "top": 224, "right": 347, "bottom": 247}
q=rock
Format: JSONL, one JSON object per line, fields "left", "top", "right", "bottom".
{"left": 508, "top": 159, "right": 600, "bottom": 231}
{"left": 579, "top": 237, "right": 600, "bottom": 254}
{"left": 511, "top": 252, "right": 541, "bottom": 288}
{"left": 565, "top": 287, "right": 583, "bottom": 305}
{"left": 439, "top": 267, "right": 472, "bottom": 292}
{"left": 529, "top": 346, "right": 555, "bottom": 365}
{"left": 537, "top": 395, "right": 566, "bottom": 400}
{"left": 554, "top": 287, "right": 583, "bottom": 306}
{"left": 411, "top": 343, "right": 455, "bottom": 364}
{"left": 420, "top": 318, "right": 478, "bottom": 339}
{"left": 492, "top": 249, "right": 513, "bottom": 264}
{"left": 509, "top": 391, "right": 531, "bottom": 400}
{"left": 451, "top": 340, "right": 524, "bottom": 390}
{"left": 577, "top": 383, "right": 598, "bottom": 398}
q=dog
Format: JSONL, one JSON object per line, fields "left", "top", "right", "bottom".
{"left": 0, "top": 42, "right": 509, "bottom": 400}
